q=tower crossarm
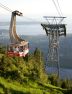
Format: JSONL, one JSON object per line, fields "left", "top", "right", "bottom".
{"left": 41, "top": 23, "right": 66, "bottom": 36}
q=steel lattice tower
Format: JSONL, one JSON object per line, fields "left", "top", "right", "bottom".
{"left": 41, "top": 16, "right": 66, "bottom": 78}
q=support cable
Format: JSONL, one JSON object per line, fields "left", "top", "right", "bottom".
{"left": 0, "top": 3, "right": 13, "bottom": 12}
{"left": 52, "top": 0, "right": 62, "bottom": 16}
{"left": 0, "top": 2, "right": 42, "bottom": 23}
{"left": 56, "top": 0, "right": 63, "bottom": 16}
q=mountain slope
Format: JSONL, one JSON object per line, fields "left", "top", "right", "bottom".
{"left": 0, "top": 49, "right": 67, "bottom": 94}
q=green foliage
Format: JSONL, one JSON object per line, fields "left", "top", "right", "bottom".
{"left": 48, "top": 74, "right": 58, "bottom": 86}
{"left": 0, "top": 47, "right": 69, "bottom": 94}
{"left": 0, "top": 77, "right": 64, "bottom": 94}
{"left": 61, "top": 79, "right": 72, "bottom": 90}
{"left": 61, "top": 80, "right": 68, "bottom": 89}
{"left": 0, "top": 87, "right": 4, "bottom": 94}
{"left": 34, "top": 48, "right": 43, "bottom": 62}
{"left": 0, "top": 48, "right": 48, "bottom": 81}
{"left": 0, "top": 45, "right": 6, "bottom": 54}
{"left": 33, "top": 48, "right": 48, "bottom": 83}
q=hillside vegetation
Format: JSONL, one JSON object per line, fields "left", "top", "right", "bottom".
{"left": 0, "top": 46, "right": 71, "bottom": 94}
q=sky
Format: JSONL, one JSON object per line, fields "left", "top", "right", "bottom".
{"left": 0, "top": 0, "right": 72, "bottom": 34}
{"left": 0, "top": 0, "right": 72, "bottom": 18}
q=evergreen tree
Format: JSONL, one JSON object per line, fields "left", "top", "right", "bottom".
{"left": 34, "top": 48, "right": 43, "bottom": 63}
{"left": 34, "top": 48, "right": 48, "bottom": 83}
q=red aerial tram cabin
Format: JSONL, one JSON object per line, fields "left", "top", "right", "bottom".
{"left": 7, "top": 10, "right": 29, "bottom": 57}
